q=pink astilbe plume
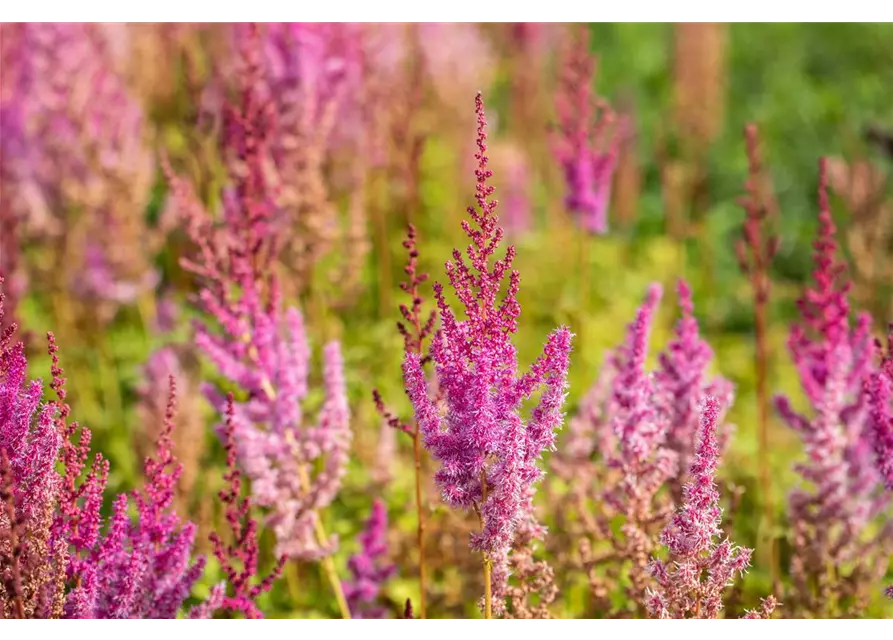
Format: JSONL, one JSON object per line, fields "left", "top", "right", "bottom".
{"left": 551, "top": 26, "right": 621, "bottom": 234}
{"left": 865, "top": 327, "right": 893, "bottom": 599}
{"left": 597, "top": 284, "right": 679, "bottom": 604}
{"left": 342, "top": 499, "right": 396, "bottom": 619}
{"left": 1, "top": 279, "right": 210, "bottom": 618}
{"left": 866, "top": 327, "right": 893, "bottom": 491}
{"left": 1, "top": 23, "right": 157, "bottom": 320}
{"left": 656, "top": 280, "right": 735, "bottom": 493}
{"left": 207, "top": 394, "right": 285, "bottom": 619}
{"left": 259, "top": 22, "right": 369, "bottom": 295}
{"left": 168, "top": 24, "right": 352, "bottom": 562}
{"left": 645, "top": 397, "right": 765, "bottom": 619}
{"left": 403, "top": 93, "right": 573, "bottom": 616}
{"left": 81, "top": 376, "right": 207, "bottom": 618}
{"left": 552, "top": 280, "right": 734, "bottom": 616}
{"left": 774, "top": 158, "right": 888, "bottom": 615}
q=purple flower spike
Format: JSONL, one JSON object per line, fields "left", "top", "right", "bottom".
{"left": 343, "top": 499, "right": 396, "bottom": 619}
{"left": 403, "top": 93, "right": 573, "bottom": 616}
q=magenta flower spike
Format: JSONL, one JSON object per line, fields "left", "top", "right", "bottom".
{"left": 343, "top": 498, "right": 397, "bottom": 618}
{"left": 866, "top": 328, "right": 893, "bottom": 491}
{"left": 1, "top": 278, "right": 209, "bottom": 619}
{"left": 774, "top": 159, "right": 883, "bottom": 582}
{"left": 602, "top": 283, "right": 679, "bottom": 516}
{"left": 168, "top": 24, "right": 351, "bottom": 563}
{"left": 403, "top": 93, "right": 573, "bottom": 616}
{"left": 866, "top": 329, "right": 893, "bottom": 599}
{"left": 551, "top": 27, "right": 620, "bottom": 234}
{"left": 657, "top": 280, "right": 735, "bottom": 485}
{"left": 646, "top": 396, "right": 765, "bottom": 619}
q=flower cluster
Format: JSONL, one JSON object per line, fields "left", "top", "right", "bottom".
{"left": 551, "top": 26, "right": 621, "bottom": 234}
{"left": 0, "top": 23, "right": 157, "bottom": 320}
{"left": 0, "top": 279, "right": 208, "bottom": 618}
{"left": 645, "top": 396, "right": 767, "bottom": 619}
{"left": 403, "top": 93, "right": 573, "bottom": 616}
{"left": 773, "top": 159, "right": 887, "bottom": 614}
{"left": 343, "top": 499, "right": 396, "bottom": 618}
{"left": 167, "top": 26, "right": 351, "bottom": 561}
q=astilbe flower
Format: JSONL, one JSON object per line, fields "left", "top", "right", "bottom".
{"left": 493, "top": 141, "right": 533, "bottom": 236}
{"left": 656, "top": 279, "right": 735, "bottom": 496}
{"left": 417, "top": 24, "right": 496, "bottom": 124}
{"left": 79, "top": 377, "right": 206, "bottom": 619}
{"left": 0, "top": 281, "right": 62, "bottom": 618}
{"left": 371, "top": 223, "right": 436, "bottom": 618}
{"left": 600, "top": 284, "right": 678, "bottom": 603}
{"left": 402, "top": 93, "right": 573, "bottom": 617}
{"left": 645, "top": 396, "right": 770, "bottom": 619}
{"left": 167, "top": 26, "right": 351, "bottom": 563}
{"left": 259, "top": 22, "right": 367, "bottom": 296}
{"left": 206, "top": 395, "right": 285, "bottom": 619}
{"left": 865, "top": 327, "right": 893, "bottom": 599}
{"left": 774, "top": 159, "right": 889, "bottom": 615}
{"left": 556, "top": 280, "right": 734, "bottom": 616}
{"left": 342, "top": 499, "right": 396, "bottom": 618}
{"left": 136, "top": 347, "right": 206, "bottom": 515}
{"left": 0, "top": 280, "right": 210, "bottom": 618}
{"left": 551, "top": 26, "right": 621, "bottom": 234}
{"left": 1, "top": 23, "right": 157, "bottom": 321}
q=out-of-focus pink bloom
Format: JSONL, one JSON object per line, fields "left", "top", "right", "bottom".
{"left": 493, "top": 141, "right": 533, "bottom": 236}
{"left": 657, "top": 280, "right": 735, "bottom": 484}
{"left": 403, "top": 93, "right": 573, "bottom": 615}
{"left": 646, "top": 397, "right": 763, "bottom": 619}
{"left": 1, "top": 23, "right": 157, "bottom": 316}
{"left": 866, "top": 328, "right": 893, "bottom": 491}
{"left": 417, "top": 24, "right": 496, "bottom": 119}
{"left": 774, "top": 159, "right": 884, "bottom": 572}
{"left": 343, "top": 499, "right": 396, "bottom": 619}
{"left": 168, "top": 26, "right": 351, "bottom": 562}
{"left": 551, "top": 27, "right": 621, "bottom": 234}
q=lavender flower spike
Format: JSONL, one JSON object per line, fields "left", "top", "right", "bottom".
{"left": 403, "top": 93, "right": 573, "bottom": 617}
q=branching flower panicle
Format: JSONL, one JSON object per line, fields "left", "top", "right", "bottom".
{"left": 403, "top": 92, "right": 573, "bottom": 617}
{"left": 774, "top": 158, "right": 886, "bottom": 615}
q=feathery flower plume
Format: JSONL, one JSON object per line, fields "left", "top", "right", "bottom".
{"left": 551, "top": 26, "right": 621, "bottom": 234}
{"left": 657, "top": 280, "right": 734, "bottom": 494}
{"left": 372, "top": 223, "right": 436, "bottom": 617}
{"left": 1, "top": 280, "right": 209, "bottom": 618}
{"left": 167, "top": 24, "right": 352, "bottom": 564}
{"left": 598, "top": 284, "right": 678, "bottom": 605}
{"left": 865, "top": 327, "right": 893, "bottom": 599}
{"left": 342, "top": 499, "right": 396, "bottom": 618}
{"left": 403, "top": 93, "right": 573, "bottom": 618}
{"left": 553, "top": 280, "right": 732, "bottom": 616}
{"left": 645, "top": 397, "right": 765, "bottom": 619}
{"left": 2, "top": 23, "right": 157, "bottom": 322}
{"left": 207, "top": 394, "right": 285, "bottom": 619}
{"left": 774, "top": 158, "right": 886, "bottom": 616}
